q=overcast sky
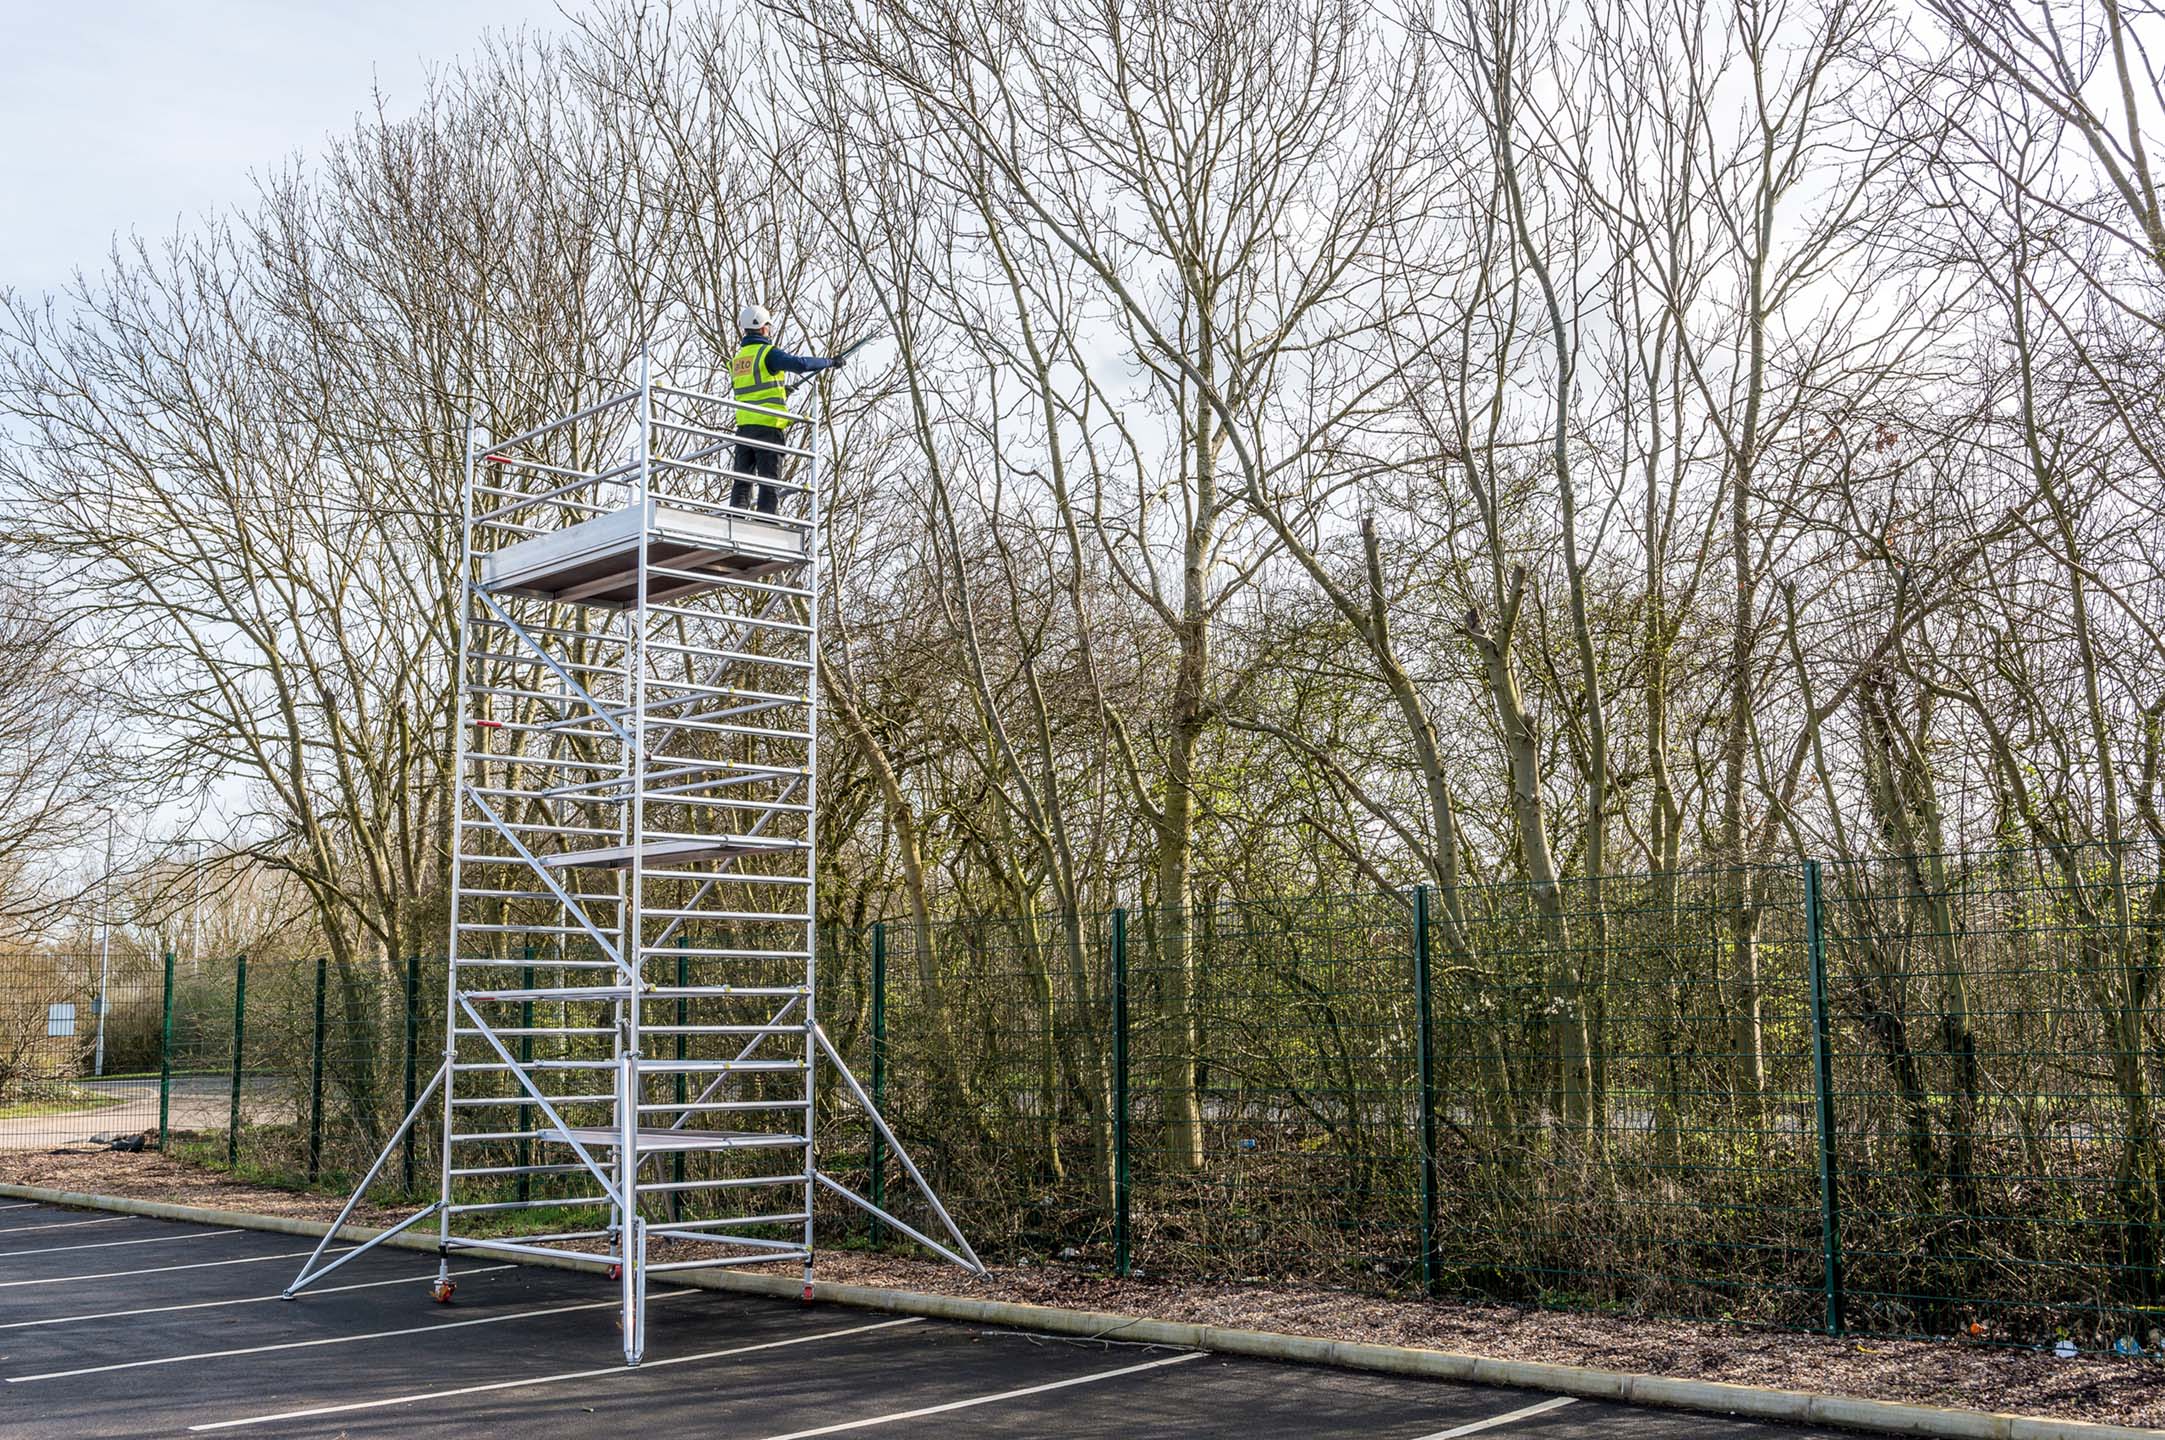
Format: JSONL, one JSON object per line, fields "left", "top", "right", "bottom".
{"left": 0, "top": 0, "right": 568, "bottom": 298}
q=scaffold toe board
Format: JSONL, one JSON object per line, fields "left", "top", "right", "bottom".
{"left": 281, "top": 349, "right": 980, "bottom": 1368}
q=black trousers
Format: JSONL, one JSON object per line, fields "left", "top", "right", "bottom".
{"left": 731, "top": 427, "right": 785, "bottom": 514}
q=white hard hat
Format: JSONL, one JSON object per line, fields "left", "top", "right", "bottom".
{"left": 739, "top": 304, "right": 774, "bottom": 331}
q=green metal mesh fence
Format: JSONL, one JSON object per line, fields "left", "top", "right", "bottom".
{"left": 124, "top": 953, "right": 446, "bottom": 1203}
{"left": 10, "top": 845, "right": 2158, "bottom": 1354}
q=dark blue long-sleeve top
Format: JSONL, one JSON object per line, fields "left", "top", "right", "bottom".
{"left": 744, "top": 330, "right": 834, "bottom": 374}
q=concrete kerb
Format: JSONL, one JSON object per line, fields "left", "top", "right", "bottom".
{"left": 0, "top": 1182, "right": 2148, "bottom": 1440}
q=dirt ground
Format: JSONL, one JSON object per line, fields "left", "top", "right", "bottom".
{"left": 5, "top": 1141, "right": 2160, "bottom": 1431}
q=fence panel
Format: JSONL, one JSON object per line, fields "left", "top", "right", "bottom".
{"left": 848, "top": 910, "right": 1117, "bottom": 1266}
{"left": 139, "top": 953, "right": 445, "bottom": 1205}
{"left": 1128, "top": 891, "right": 1421, "bottom": 1288}
{"left": 1820, "top": 847, "right": 2165, "bottom": 1350}
{"left": 0, "top": 949, "right": 170, "bottom": 1149}
{"left": 1422, "top": 866, "right": 1827, "bottom": 1327}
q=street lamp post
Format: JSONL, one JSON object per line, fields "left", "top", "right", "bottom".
{"left": 93, "top": 816, "right": 114, "bottom": 1077}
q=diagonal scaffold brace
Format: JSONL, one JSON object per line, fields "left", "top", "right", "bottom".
{"left": 280, "top": 1059, "right": 448, "bottom": 1300}
{"left": 807, "top": 1023, "right": 982, "bottom": 1275}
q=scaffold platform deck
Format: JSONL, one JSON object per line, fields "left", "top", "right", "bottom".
{"left": 482, "top": 498, "right": 809, "bottom": 605}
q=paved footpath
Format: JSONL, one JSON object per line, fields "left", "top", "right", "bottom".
{"left": 0, "top": 1076, "right": 239, "bottom": 1150}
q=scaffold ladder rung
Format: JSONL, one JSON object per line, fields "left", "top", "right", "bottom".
{"left": 544, "top": 1127, "right": 807, "bottom": 1153}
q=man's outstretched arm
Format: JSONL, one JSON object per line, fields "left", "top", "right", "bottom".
{"left": 761, "top": 345, "right": 836, "bottom": 375}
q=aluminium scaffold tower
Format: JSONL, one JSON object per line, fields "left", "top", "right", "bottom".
{"left": 283, "top": 347, "right": 981, "bottom": 1365}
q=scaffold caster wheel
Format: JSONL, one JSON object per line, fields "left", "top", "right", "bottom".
{"left": 608, "top": 1264, "right": 624, "bottom": 1281}
{"left": 429, "top": 1278, "right": 456, "bottom": 1304}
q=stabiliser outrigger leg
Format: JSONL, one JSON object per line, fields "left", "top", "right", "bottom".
{"left": 278, "top": 1036, "right": 985, "bottom": 1355}
{"left": 281, "top": 1059, "right": 448, "bottom": 1301}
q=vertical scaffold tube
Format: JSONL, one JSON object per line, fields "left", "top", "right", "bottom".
{"left": 439, "top": 421, "right": 481, "bottom": 1263}
{"left": 621, "top": 345, "right": 654, "bottom": 1366}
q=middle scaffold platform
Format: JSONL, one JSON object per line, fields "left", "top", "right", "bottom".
{"left": 284, "top": 350, "right": 980, "bottom": 1365}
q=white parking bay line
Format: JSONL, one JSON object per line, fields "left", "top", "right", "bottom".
{"left": 0, "top": 1203, "right": 41, "bottom": 1211}
{"left": 8, "top": 1290, "right": 696, "bottom": 1383}
{"left": 755, "top": 1351, "right": 1208, "bottom": 1440}
{"left": 1413, "top": 1396, "right": 1578, "bottom": 1438}
{"left": 8, "top": 1281, "right": 692, "bottom": 1385}
{"left": 0, "top": 1227, "right": 241, "bottom": 1258}
{"left": 0, "top": 1217, "right": 128, "bottom": 1235}
{"left": 0, "top": 1246, "right": 326, "bottom": 1289}
{"left": 0, "top": 1264, "right": 517, "bottom": 1330}
{"left": 187, "top": 1317, "right": 924, "bottom": 1432}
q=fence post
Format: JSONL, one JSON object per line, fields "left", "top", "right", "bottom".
{"left": 1412, "top": 886, "right": 1440, "bottom": 1297}
{"left": 1803, "top": 859, "right": 1848, "bottom": 1336}
{"left": 227, "top": 954, "right": 247, "bottom": 1169}
{"left": 1111, "top": 907, "right": 1131, "bottom": 1278}
{"left": 157, "top": 951, "right": 176, "bottom": 1151}
{"left": 307, "top": 955, "right": 328, "bottom": 1184}
{"left": 869, "top": 922, "right": 886, "bottom": 1244}
{"left": 517, "top": 951, "right": 534, "bottom": 1203}
{"left": 402, "top": 954, "right": 420, "bottom": 1195}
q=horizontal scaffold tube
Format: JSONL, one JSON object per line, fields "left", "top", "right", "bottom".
{"left": 442, "top": 1235, "right": 623, "bottom": 1266}
{"left": 646, "top": 1252, "right": 808, "bottom": 1274}
{"left": 634, "top": 1174, "right": 804, "bottom": 1194}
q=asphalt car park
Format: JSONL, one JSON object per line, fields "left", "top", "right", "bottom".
{"left": 0, "top": 1202, "right": 1862, "bottom": 1439}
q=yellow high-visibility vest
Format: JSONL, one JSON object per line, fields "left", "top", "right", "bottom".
{"left": 731, "top": 341, "right": 789, "bottom": 430}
